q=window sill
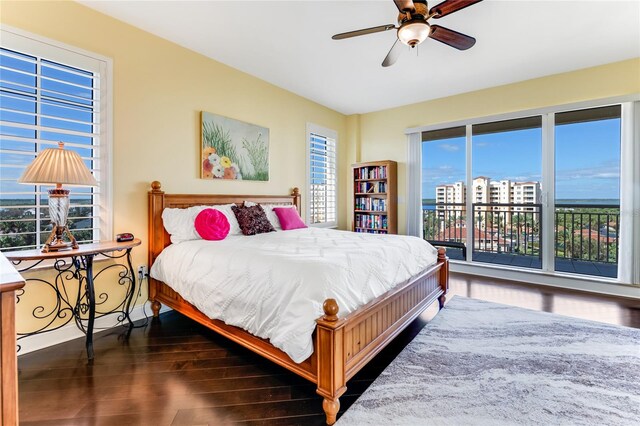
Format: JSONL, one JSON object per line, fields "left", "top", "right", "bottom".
{"left": 448, "top": 260, "right": 640, "bottom": 299}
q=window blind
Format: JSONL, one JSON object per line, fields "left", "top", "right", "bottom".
{"left": 308, "top": 130, "right": 337, "bottom": 226}
{"left": 0, "top": 46, "right": 102, "bottom": 251}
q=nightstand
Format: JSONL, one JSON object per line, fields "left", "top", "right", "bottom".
{"left": 5, "top": 239, "right": 141, "bottom": 360}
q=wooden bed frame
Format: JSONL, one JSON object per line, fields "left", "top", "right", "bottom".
{"left": 147, "top": 181, "right": 449, "bottom": 424}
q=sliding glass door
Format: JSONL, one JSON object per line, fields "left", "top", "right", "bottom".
{"left": 554, "top": 106, "right": 621, "bottom": 278}
{"left": 420, "top": 103, "right": 624, "bottom": 280}
{"left": 422, "top": 127, "right": 466, "bottom": 260}
{"left": 472, "top": 117, "right": 542, "bottom": 269}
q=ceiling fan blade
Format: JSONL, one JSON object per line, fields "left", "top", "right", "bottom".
{"left": 382, "top": 39, "right": 404, "bottom": 67}
{"left": 430, "top": 0, "right": 482, "bottom": 18}
{"left": 393, "top": 0, "right": 416, "bottom": 13}
{"left": 332, "top": 24, "right": 396, "bottom": 40}
{"left": 428, "top": 24, "right": 476, "bottom": 50}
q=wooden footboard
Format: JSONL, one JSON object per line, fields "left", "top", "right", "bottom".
{"left": 315, "top": 248, "right": 447, "bottom": 423}
{"left": 147, "top": 182, "right": 448, "bottom": 424}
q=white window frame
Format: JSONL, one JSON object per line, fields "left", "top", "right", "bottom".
{"left": 1, "top": 26, "right": 113, "bottom": 250}
{"left": 306, "top": 123, "right": 338, "bottom": 228}
{"left": 406, "top": 94, "right": 640, "bottom": 295}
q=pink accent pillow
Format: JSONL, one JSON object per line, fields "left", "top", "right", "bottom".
{"left": 194, "top": 208, "right": 230, "bottom": 240}
{"left": 273, "top": 207, "right": 307, "bottom": 231}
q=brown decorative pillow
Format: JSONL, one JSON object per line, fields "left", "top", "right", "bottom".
{"left": 231, "top": 204, "right": 276, "bottom": 236}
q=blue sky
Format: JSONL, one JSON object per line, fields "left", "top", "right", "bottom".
{"left": 422, "top": 118, "right": 621, "bottom": 200}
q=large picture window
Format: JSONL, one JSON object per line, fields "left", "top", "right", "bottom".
{"left": 307, "top": 123, "right": 337, "bottom": 227}
{"left": 0, "top": 28, "right": 111, "bottom": 251}
{"left": 416, "top": 102, "right": 629, "bottom": 281}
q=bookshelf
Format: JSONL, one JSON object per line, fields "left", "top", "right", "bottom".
{"left": 352, "top": 160, "right": 397, "bottom": 234}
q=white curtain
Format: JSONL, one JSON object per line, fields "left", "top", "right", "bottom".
{"left": 406, "top": 132, "right": 423, "bottom": 238}
{"left": 618, "top": 101, "right": 640, "bottom": 284}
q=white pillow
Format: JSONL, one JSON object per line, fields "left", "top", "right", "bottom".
{"left": 244, "top": 201, "right": 295, "bottom": 230}
{"left": 162, "top": 204, "right": 241, "bottom": 243}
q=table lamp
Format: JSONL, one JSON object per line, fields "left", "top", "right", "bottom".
{"left": 18, "top": 142, "right": 98, "bottom": 252}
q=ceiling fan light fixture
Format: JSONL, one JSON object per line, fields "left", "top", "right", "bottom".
{"left": 397, "top": 21, "right": 430, "bottom": 47}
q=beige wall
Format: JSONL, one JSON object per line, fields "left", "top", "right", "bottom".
{"left": 351, "top": 58, "right": 640, "bottom": 233}
{"left": 1, "top": 0, "right": 348, "bottom": 332}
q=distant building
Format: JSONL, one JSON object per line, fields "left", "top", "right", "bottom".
{"left": 436, "top": 177, "right": 541, "bottom": 222}
{"left": 470, "top": 177, "right": 541, "bottom": 207}
{"left": 435, "top": 181, "right": 465, "bottom": 217}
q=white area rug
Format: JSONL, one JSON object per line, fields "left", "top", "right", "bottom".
{"left": 337, "top": 296, "right": 640, "bottom": 425}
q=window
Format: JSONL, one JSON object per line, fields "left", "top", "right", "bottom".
{"left": 306, "top": 123, "right": 337, "bottom": 227}
{"left": 471, "top": 117, "right": 542, "bottom": 269}
{"left": 415, "top": 99, "right": 634, "bottom": 283}
{"left": 0, "top": 27, "right": 112, "bottom": 251}
{"left": 422, "top": 125, "right": 466, "bottom": 260}
{"left": 554, "top": 106, "right": 621, "bottom": 278}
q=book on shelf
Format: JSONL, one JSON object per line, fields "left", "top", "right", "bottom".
{"left": 354, "top": 213, "right": 388, "bottom": 230}
{"left": 355, "top": 229, "right": 388, "bottom": 234}
{"left": 355, "top": 165, "right": 388, "bottom": 180}
{"left": 356, "top": 181, "right": 387, "bottom": 193}
{"left": 355, "top": 197, "right": 387, "bottom": 211}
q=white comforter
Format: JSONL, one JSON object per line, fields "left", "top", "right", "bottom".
{"left": 150, "top": 227, "right": 437, "bottom": 363}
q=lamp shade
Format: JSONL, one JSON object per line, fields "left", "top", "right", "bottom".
{"left": 18, "top": 142, "right": 97, "bottom": 187}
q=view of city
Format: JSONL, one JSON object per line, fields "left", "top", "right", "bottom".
{"left": 421, "top": 107, "right": 621, "bottom": 278}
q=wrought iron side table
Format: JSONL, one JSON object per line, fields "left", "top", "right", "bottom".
{"left": 5, "top": 239, "right": 141, "bottom": 360}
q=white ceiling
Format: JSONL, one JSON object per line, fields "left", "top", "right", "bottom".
{"left": 79, "top": 0, "right": 640, "bottom": 115}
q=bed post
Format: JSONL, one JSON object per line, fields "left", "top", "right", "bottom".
{"left": 316, "top": 299, "right": 346, "bottom": 425}
{"left": 437, "top": 247, "right": 449, "bottom": 309}
{"left": 292, "top": 187, "right": 301, "bottom": 213}
{"left": 148, "top": 181, "right": 165, "bottom": 317}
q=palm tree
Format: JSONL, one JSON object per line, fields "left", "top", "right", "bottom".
{"left": 511, "top": 214, "right": 526, "bottom": 254}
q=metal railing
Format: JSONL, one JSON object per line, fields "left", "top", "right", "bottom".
{"left": 423, "top": 203, "right": 466, "bottom": 243}
{"left": 422, "top": 203, "right": 466, "bottom": 260}
{"left": 472, "top": 203, "right": 541, "bottom": 258}
{"left": 555, "top": 204, "right": 619, "bottom": 264}
{"left": 422, "top": 202, "right": 619, "bottom": 266}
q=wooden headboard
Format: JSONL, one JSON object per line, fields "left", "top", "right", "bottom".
{"left": 147, "top": 181, "right": 301, "bottom": 268}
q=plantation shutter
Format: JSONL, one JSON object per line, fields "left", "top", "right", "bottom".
{"left": 0, "top": 33, "right": 109, "bottom": 251}
{"left": 308, "top": 125, "right": 337, "bottom": 227}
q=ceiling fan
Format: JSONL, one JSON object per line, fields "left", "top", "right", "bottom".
{"left": 332, "top": 0, "right": 483, "bottom": 67}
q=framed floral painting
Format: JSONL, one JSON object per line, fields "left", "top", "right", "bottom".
{"left": 201, "top": 111, "right": 269, "bottom": 181}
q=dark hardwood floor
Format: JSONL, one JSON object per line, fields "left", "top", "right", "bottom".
{"left": 18, "top": 273, "right": 640, "bottom": 425}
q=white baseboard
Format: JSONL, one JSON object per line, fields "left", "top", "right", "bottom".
{"left": 17, "top": 302, "right": 172, "bottom": 356}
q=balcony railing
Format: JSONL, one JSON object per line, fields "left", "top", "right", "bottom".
{"left": 422, "top": 202, "right": 619, "bottom": 278}
{"left": 472, "top": 203, "right": 541, "bottom": 261}
{"left": 423, "top": 203, "right": 466, "bottom": 260}
{"left": 554, "top": 204, "right": 619, "bottom": 265}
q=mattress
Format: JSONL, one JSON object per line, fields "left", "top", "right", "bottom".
{"left": 150, "top": 227, "right": 438, "bottom": 363}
